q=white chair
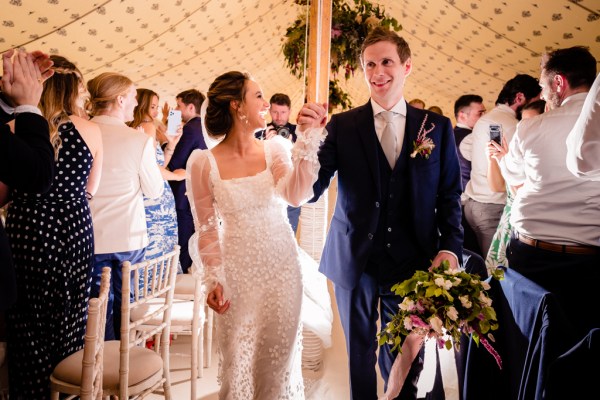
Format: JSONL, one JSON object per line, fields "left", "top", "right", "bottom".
{"left": 103, "top": 246, "right": 179, "bottom": 399}
{"left": 50, "top": 266, "right": 111, "bottom": 400}
{"left": 161, "top": 272, "right": 214, "bottom": 400}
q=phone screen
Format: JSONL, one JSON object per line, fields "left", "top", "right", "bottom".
{"left": 167, "top": 110, "right": 182, "bottom": 136}
{"left": 489, "top": 124, "right": 502, "bottom": 145}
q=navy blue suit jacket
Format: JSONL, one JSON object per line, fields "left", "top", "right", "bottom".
{"left": 167, "top": 116, "right": 206, "bottom": 210}
{"left": 312, "top": 101, "right": 463, "bottom": 290}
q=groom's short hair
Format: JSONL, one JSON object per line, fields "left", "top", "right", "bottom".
{"left": 360, "top": 27, "right": 411, "bottom": 64}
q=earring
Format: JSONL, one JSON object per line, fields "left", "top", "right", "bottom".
{"left": 239, "top": 113, "right": 248, "bottom": 123}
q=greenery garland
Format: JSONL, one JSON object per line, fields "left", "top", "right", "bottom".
{"left": 282, "top": 0, "right": 401, "bottom": 111}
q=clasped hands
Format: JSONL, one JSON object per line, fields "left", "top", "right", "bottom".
{"left": 2, "top": 48, "right": 54, "bottom": 107}
{"left": 296, "top": 102, "right": 328, "bottom": 134}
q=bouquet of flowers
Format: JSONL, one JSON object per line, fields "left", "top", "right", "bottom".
{"left": 378, "top": 260, "right": 502, "bottom": 369}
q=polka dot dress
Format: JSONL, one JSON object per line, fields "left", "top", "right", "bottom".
{"left": 6, "top": 122, "right": 94, "bottom": 399}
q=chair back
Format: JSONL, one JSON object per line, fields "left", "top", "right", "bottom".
{"left": 118, "top": 246, "right": 179, "bottom": 399}
{"left": 80, "top": 266, "right": 111, "bottom": 400}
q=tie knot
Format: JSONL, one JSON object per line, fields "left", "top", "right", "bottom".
{"left": 380, "top": 110, "right": 394, "bottom": 123}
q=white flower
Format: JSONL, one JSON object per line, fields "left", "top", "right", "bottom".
{"left": 434, "top": 277, "right": 453, "bottom": 290}
{"left": 400, "top": 297, "right": 415, "bottom": 311}
{"left": 460, "top": 295, "right": 472, "bottom": 308}
{"left": 430, "top": 316, "right": 444, "bottom": 334}
{"left": 452, "top": 277, "right": 462, "bottom": 286}
{"left": 403, "top": 316, "right": 413, "bottom": 330}
{"left": 447, "top": 306, "right": 459, "bottom": 321}
{"left": 481, "top": 280, "right": 491, "bottom": 290}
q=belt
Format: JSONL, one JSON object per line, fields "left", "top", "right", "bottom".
{"left": 514, "top": 231, "right": 600, "bottom": 255}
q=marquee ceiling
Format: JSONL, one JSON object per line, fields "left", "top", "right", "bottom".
{"left": 1, "top": 0, "right": 599, "bottom": 123}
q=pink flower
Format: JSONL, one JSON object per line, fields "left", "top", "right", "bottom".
{"left": 411, "top": 114, "right": 436, "bottom": 159}
{"left": 409, "top": 315, "right": 429, "bottom": 329}
{"left": 331, "top": 26, "right": 342, "bottom": 39}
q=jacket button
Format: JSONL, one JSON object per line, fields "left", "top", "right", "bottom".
{"left": 368, "top": 233, "right": 373, "bottom": 240}
{"left": 375, "top": 202, "right": 380, "bottom": 208}
{"left": 386, "top": 243, "right": 391, "bottom": 248}
{"left": 387, "top": 227, "right": 392, "bottom": 232}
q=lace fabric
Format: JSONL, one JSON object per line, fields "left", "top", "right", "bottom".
{"left": 186, "top": 132, "right": 324, "bottom": 398}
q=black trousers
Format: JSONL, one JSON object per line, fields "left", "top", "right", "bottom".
{"left": 507, "top": 236, "right": 600, "bottom": 339}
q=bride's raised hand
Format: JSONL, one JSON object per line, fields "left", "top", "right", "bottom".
{"left": 207, "top": 283, "right": 230, "bottom": 314}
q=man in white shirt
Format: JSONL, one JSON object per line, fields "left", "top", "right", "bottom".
{"left": 460, "top": 74, "right": 540, "bottom": 256}
{"left": 565, "top": 72, "right": 600, "bottom": 181}
{"left": 496, "top": 46, "right": 600, "bottom": 339}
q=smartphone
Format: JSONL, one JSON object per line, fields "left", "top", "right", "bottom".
{"left": 167, "top": 110, "right": 182, "bottom": 136}
{"left": 489, "top": 124, "right": 502, "bottom": 145}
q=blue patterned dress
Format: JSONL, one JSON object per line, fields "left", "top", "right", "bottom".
{"left": 143, "top": 144, "right": 179, "bottom": 264}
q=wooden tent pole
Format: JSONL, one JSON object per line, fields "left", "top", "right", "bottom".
{"left": 298, "top": 0, "right": 332, "bottom": 264}
{"left": 306, "top": 0, "right": 332, "bottom": 104}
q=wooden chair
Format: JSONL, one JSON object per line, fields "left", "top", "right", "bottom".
{"left": 102, "top": 246, "right": 180, "bottom": 399}
{"left": 50, "top": 266, "right": 111, "bottom": 400}
{"left": 169, "top": 273, "right": 211, "bottom": 400}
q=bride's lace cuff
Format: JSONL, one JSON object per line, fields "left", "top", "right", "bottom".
{"left": 292, "top": 127, "right": 327, "bottom": 164}
{"left": 202, "top": 265, "right": 226, "bottom": 292}
{"left": 188, "top": 227, "right": 226, "bottom": 291}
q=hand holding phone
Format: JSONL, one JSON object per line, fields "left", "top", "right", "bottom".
{"left": 167, "top": 110, "right": 182, "bottom": 136}
{"left": 489, "top": 124, "right": 502, "bottom": 145}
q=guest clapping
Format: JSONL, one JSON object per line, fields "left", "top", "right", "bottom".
{"left": 5, "top": 53, "right": 102, "bottom": 400}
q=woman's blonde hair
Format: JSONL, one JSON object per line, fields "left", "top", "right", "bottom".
{"left": 86, "top": 72, "right": 133, "bottom": 116}
{"left": 38, "top": 55, "right": 83, "bottom": 158}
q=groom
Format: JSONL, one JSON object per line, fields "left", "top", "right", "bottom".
{"left": 299, "top": 27, "right": 463, "bottom": 399}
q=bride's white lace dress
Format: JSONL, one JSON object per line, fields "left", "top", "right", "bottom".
{"left": 186, "top": 133, "right": 325, "bottom": 400}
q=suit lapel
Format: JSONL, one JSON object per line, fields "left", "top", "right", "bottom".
{"left": 355, "top": 102, "right": 381, "bottom": 197}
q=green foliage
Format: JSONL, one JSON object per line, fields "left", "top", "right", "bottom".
{"left": 282, "top": 0, "right": 401, "bottom": 111}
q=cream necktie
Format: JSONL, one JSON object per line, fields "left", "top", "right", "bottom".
{"left": 380, "top": 111, "right": 397, "bottom": 168}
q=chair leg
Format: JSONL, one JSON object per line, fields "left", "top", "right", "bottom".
{"left": 191, "top": 326, "right": 198, "bottom": 400}
{"left": 161, "top": 333, "right": 172, "bottom": 400}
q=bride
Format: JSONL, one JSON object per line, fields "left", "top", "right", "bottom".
{"left": 186, "top": 71, "right": 328, "bottom": 399}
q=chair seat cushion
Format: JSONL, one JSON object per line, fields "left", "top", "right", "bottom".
{"left": 53, "top": 341, "right": 163, "bottom": 389}
{"left": 131, "top": 298, "right": 202, "bottom": 326}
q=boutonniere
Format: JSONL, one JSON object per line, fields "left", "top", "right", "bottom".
{"left": 411, "top": 114, "right": 436, "bottom": 159}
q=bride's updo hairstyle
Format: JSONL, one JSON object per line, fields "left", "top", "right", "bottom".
{"left": 205, "top": 71, "right": 251, "bottom": 138}
{"left": 86, "top": 72, "right": 133, "bottom": 116}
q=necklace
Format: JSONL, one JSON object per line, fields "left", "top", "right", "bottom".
{"left": 142, "top": 119, "right": 153, "bottom": 123}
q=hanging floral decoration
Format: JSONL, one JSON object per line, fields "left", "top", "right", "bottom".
{"left": 282, "top": 0, "right": 401, "bottom": 111}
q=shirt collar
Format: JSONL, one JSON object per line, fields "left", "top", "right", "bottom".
{"left": 90, "top": 114, "right": 128, "bottom": 126}
{"left": 561, "top": 92, "right": 588, "bottom": 106}
{"left": 496, "top": 103, "right": 517, "bottom": 117}
{"left": 456, "top": 122, "right": 471, "bottom": 129}
{"left": 371, "top": 98, "right": 407, "bottom": 118}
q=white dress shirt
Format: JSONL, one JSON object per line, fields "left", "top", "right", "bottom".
{"left": 90, "top": 115, "right": 164, "bottom": 253}
{"left": 371, "top": 98, "right": 407, "bottom": 159}
{"left": 463, "top": 104, "right": 517, "bottom": 204}
{"left": 566, "top": 73, "right": 600, "bottom": 181}
{"left": 500, "top": 93, "right": 600, "bottom": 246}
